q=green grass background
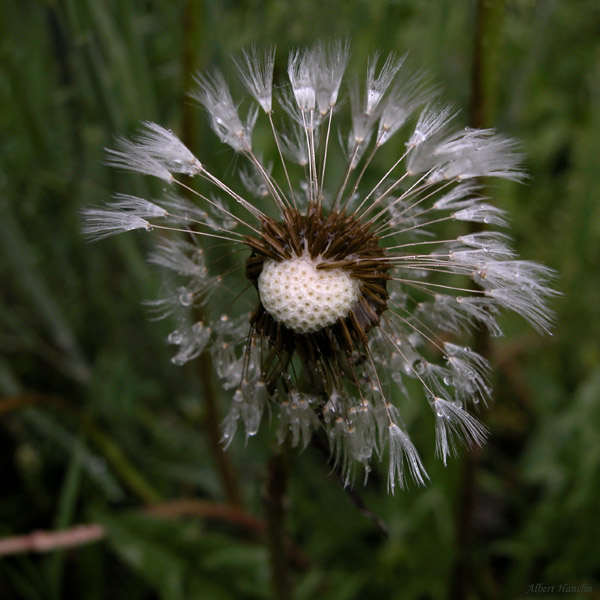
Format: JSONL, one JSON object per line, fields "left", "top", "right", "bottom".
{"left": 1, "top": 1, "right": 599, "bottom": 598}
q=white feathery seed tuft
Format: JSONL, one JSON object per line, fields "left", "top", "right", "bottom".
{"left": 234, "top": 45, "right": 276, "bottom": 114}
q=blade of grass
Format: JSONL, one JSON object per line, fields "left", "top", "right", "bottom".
{"left": 44, "top": 439, "right": 84, "bottom": 600}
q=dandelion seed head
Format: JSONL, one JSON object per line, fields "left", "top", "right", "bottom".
{"left": 85, "top": 41, "right": 557, "bottom": 492}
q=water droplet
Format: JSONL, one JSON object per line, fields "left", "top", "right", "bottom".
{"left": 414, "top": 360, "right": 426, "bottom": 375}
{"left": 167, "top": 331, "right": 182, "bottom": 344}
{"left": 443, "top": 376, "right": 454, "bottom": 385}
{"left": 392, "top": 371, "right": 403, "bottom": 384}
{"left": 179, "top": 292, "right": 194, "bottom": 306}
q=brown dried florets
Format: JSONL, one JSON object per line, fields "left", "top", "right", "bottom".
{"left": 245, "top": 207, "right": 389, "bottom": 373}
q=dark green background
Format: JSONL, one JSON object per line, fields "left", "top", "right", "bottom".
{"left": 1, "top": 1, "right": 599, "bottom": 598}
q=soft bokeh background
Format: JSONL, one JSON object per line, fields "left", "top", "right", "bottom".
{"left": 1, "top": 1, "right": 599, "bottom": 598}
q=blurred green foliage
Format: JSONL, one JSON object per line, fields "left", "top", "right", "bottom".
{"left": 1, "top": 0, "right": 599, "bottom": 598}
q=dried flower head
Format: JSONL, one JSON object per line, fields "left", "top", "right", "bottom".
{"left": 84, "top": 42, "right": 557, "bottom": 493}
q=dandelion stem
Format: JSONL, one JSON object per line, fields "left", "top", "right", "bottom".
{"left": 264, "top": 442, "right": 292, "bottom": 600}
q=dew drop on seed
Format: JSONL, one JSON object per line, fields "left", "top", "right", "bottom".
{"left": 414, "top": 360, "right": 425, "bottom": 375}
{"left": 167, "top": 331, "right": 182, "bottom": 344}
{"left": 179, "top": 292, "right": 194, "bottom": 306}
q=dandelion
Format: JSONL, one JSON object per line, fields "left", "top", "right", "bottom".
{"left": 83, "top": 42, "right": 557, "bottom": 492}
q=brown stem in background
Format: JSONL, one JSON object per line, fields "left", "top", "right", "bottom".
{"left": 0, "top": 525, "right": 106, "bottom": 557}
{"left": 181, "top": 0, "right": 204, "bottom": 152}
{"left": 469, "top": 0, "right": 504, "bottom": 132}
{"left": 0, "top": 394, "right": 46, "bottom": 416}
{"left": 264, "top": 444, "right": 293, "bottom": 600}
{"left": 179, "top": 0, "right": 242, "bottom": 508}
{"left": 0, "top": 498, "right": 309, "bottom": 570}
{"left": 198, "top": 355, "right": 242, "bottom": 507}
{"left": 450, "top": 2, "right": 506, "bottom": 599}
